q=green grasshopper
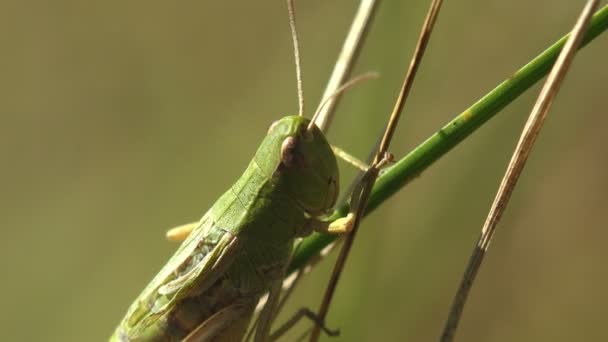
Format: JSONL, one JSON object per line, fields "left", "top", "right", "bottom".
{"left": 110, "top": 115, "right": 354, "bottom": 341}
{"left": 110, "top": 5, "right": 365, "bottom": 336}
{"left": 109, "top": 0, "right": 375, "bottom": 339}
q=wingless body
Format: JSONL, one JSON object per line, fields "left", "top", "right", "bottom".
{"left": 111, "top": 116, "right": 341, "bottom": 341}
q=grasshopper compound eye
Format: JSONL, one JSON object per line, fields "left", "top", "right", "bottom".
{"left": 280, "top": 136, "right": 298, "bottom": 167}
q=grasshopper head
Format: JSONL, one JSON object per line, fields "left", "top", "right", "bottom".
{"left": 256, "top": 115, "right": 339, "bottom": 215}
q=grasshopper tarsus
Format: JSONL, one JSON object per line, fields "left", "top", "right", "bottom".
{"left": 269, "top": 307, "right": 340, "bottom": 341}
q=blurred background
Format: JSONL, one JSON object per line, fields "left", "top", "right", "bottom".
{"left": 1, "top": 0, "right": 607, "bottom": 341}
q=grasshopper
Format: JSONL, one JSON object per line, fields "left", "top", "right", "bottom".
{"left": 110, "top": 115, "right": 354, "bottom": 342}
{"left": 110, "top": 1, "right": 363, "bottom": 340}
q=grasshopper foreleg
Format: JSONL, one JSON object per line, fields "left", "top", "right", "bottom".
{"left": 297, "top": 214, "right": 355, "bottom": 238}
{"left": 330, "top": 145, "right": 368, "bottom": 171}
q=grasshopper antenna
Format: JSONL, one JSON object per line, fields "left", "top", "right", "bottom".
{"left": 308, "top": 72, "right": 378, "bottom": 131}
{"left": 286, "top": 0, "right": 304, "bottom": 117}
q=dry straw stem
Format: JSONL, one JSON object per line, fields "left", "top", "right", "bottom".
{"left": 309, "top": 0, "right": 445, "bottom": 341}
{"left": 312, "top": 0, "right": 379, "bottom": 132}
{"left": 440, "top": 0, "right": 601, "bottom": 341}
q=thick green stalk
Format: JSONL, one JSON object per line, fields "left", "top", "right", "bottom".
{"left": 288, "top": 5, "right": 608, "bottom": 273}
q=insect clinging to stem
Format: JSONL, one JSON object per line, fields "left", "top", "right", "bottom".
{"left": 110, "top": 0, "right": 375, "bottom": 340}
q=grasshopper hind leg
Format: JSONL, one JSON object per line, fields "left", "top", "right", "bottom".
{"left": 183, "top": 302, "right": 254, "bottom": 342}
{"left": 246, "top": 280, "right": 339, "bottom": 342}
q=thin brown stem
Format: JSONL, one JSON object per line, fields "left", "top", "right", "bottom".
{"left": 440, "top": 1, "right": 600, "bottom": 341}
{"left": 309, "top": 0, "right": 445, "bottom": 341}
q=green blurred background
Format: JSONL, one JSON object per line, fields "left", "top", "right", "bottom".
{"left": 2, "top": 1, "right": 607, "bottom": 341}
